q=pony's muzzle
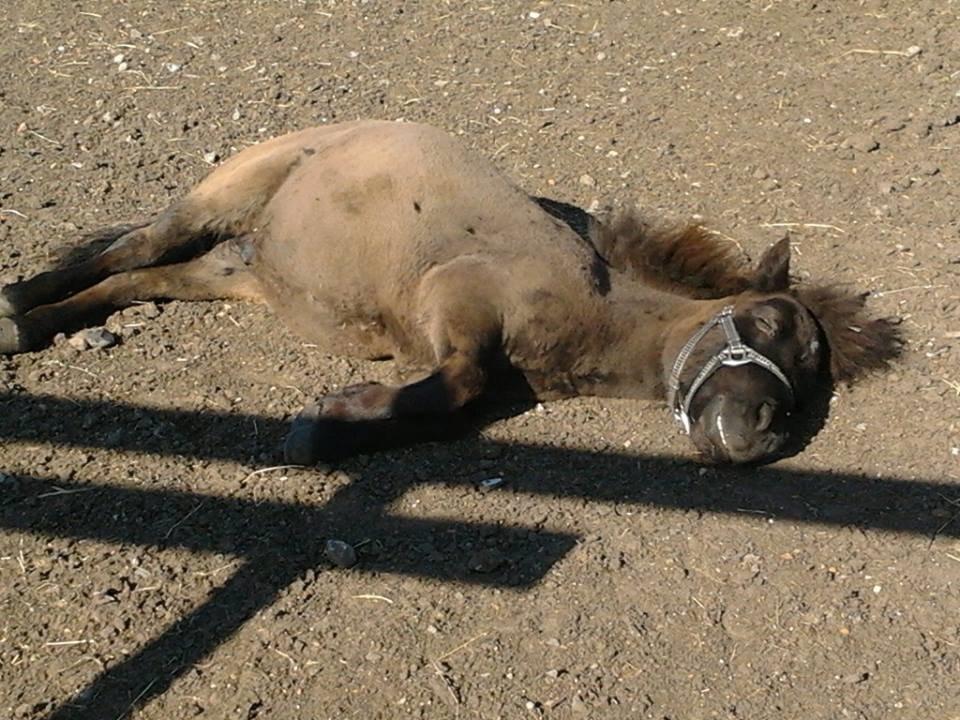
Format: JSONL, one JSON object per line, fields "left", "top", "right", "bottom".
{"left": 697, "top": 394, "right": 783, "bottom": 464}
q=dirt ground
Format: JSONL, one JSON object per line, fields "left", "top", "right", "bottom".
{"left": 1, "top": 1, "right": 959, "bottom": 718}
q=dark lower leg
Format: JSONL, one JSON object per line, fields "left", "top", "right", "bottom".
{"left": 283, "top": 353, "right": 487, "bottom": 465}
{"left": 0, "top": 252, "right": 262, "bottom": 354}
{"left": 0, "top": 203, "right": 206, "bottom": 316}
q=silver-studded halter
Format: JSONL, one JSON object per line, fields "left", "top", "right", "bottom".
{"left": 667, "top": 305, "right": 794, "bottom": 434}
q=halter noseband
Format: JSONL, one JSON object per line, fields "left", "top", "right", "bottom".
{"left": 667, "top": 305, "right": 794, "bottom": 434}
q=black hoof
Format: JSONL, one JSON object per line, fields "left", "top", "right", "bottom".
{"left": 0, "top": 288, "right": 18, "bottom": 319}
{"left": 283, "top": 401, "right": 359, "bottom": 466}
{"left": 0, "top": 316, "right": 28, "bottom": 355}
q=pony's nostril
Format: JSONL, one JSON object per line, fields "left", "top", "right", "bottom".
{"left": 756, "top": 401, "right": 775, "bottom": 432}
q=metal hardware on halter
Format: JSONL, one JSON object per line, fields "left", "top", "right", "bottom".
{"left": 666, "top": 305, "right": 794, "bottom": 435}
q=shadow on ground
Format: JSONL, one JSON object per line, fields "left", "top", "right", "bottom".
{"left": 1, "top": 392, "right": 956, "bottom": 719}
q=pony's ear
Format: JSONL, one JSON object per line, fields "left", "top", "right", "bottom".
{"left": 794, "top": 285, "right": 903, "bottom": 384}
{"left": 751, "top": 237, "right": 791, "bottom": 292}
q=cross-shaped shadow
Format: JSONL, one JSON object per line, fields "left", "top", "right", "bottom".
{"left": 2, "top": 391, "right": 957, "bottom": 719}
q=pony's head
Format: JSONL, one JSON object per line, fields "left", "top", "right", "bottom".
{"left": 662, "top": 238, "right": 902, "bottom": 464}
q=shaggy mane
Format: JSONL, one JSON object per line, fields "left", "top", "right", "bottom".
{"left": 792, "top": 284, "right": 904, "bottom": 384}
{"left": 592, "top": 209, "right": 752, "bottom": 298}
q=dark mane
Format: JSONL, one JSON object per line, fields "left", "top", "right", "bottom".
{"left": 532, "top": 197, "right": 751, "bottom": 299}
{"left": 592, "top": 209, "right": 751, "bottom": 298}
{"left": 792, "top": 284, "right": 904, "bottom": 383}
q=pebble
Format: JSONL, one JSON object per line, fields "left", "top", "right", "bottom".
{"left": 203, "top": 151, "right": 219, "bottom": 164}
{"left": 876, "top": 116, "right": 908, "bottom": 133}
{"left": 905, "top": 45, "right": 922, "bottom": 57}
{"left": 907, "top": 118, "right": 932, "bottom": 138}
{"left": 324, "top": 539, "right": 357, "bottom": 568}
{"left": 137, "top": 301, "right": 161, "bottom": 319}
{"left": 479, "top": 476, "right": 505, "bottom": 491}
{"left": 578, "top": 173, "right": 596, "bottom": 188}
{"left": 842, "top": 134, "right": 879, "bottom": 153}
{"left": 466, "top": 548, "right": 505, "bottom": 573}
{"left": 0, "top": 472, "right": 19, "bottom": 491}
{"left": 68, "top": 327, "right": 118, "bottom": 350}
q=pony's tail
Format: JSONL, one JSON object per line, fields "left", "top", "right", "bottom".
{"left": 49, "top": 221, "right": 151, "bottom": 269}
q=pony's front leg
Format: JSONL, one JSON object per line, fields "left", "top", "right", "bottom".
{"left": 282, "top": 352, "right": 488, "bottom": 465}
{"left": 283, "top": 257, "right": 501, "bottom": 465}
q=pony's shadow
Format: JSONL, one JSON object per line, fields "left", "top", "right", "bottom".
{"left": 764, "top": 381, "right": 834, "bottom": 465}
{"left": 334, "top": 364, "right": 834, "bottom": 469}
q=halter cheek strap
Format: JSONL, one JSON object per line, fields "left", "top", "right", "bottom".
{"left": 666, "top": 305, "right": 794, "bottom": 434}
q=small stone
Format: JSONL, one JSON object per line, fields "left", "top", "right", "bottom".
{"left": 324, "top": 539, "right": 357, "bottom": 568}
{"left": 908, "top": 118, "right": 932, "bottom": 138}
{"left": 841, "top": 671, "right": 870, "bottom": 684}
{"left": 842, "top": 134, "right": 879, "bottom": 153}
{"left": 877, "top": 116, "right": 907, "bottom": 133}
{"left": 165, "top": 63, "right": 182, "bottom": 73}
{"left": 760, "top": 178, "right": 780, "bottom": 191}
{"left": 0, "top": 472, "right": 19, "bottom": 491}
{"left": 68, "top": 327, "right": 118, "bottom": 350}
{"left": 578, "top": 173, "right": 596, "bottom": 188}
{"left": 203, "top": 151, "right": 219, "bottom": 164}
{"left": 571, "top": 695, "right": 590, "bottom": 716}
{"left": 467, "top": 548, "right": 505, "bottom": 573}
{"left": 878, "top": 181, "right": 895, "bottom": 195}
{"left": 117, "top": 62, "right": 128, "bottom": 72}
{"left": 905, "top": 45, "right": 922, "bottom": 57}
{"left": 138, "top": 301, "right": 161, "bottom": 319}
{"left": 478, "top": 476, "right": 505, "bottom": 491}
{"left": 752, "top": 168, "right": 769, "bottom": 180}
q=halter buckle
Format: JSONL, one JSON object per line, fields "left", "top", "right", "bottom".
{"left": 720, "top": 345, "right": 752, "bottom": 366}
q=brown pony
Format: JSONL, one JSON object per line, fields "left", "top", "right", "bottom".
{"left": 0, "top": 120, "right": 901, "bottom": 464}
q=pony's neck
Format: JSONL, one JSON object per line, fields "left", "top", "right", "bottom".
{"left": 574, "top": 276, "right": 725, "bottom": 400}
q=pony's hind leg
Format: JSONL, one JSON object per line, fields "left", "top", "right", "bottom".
{"left": 0, "top": 238, "right": 263, "bottom": 354}
{"left": 0, "top": 136, "right": 309, "bottom": 318}
{"left": 0, "top": 201, "right": 215, "bottom": 318}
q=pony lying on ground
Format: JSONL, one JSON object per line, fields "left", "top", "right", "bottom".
{"left": 0, "top": 120, "right": 901, "bottom": 464}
